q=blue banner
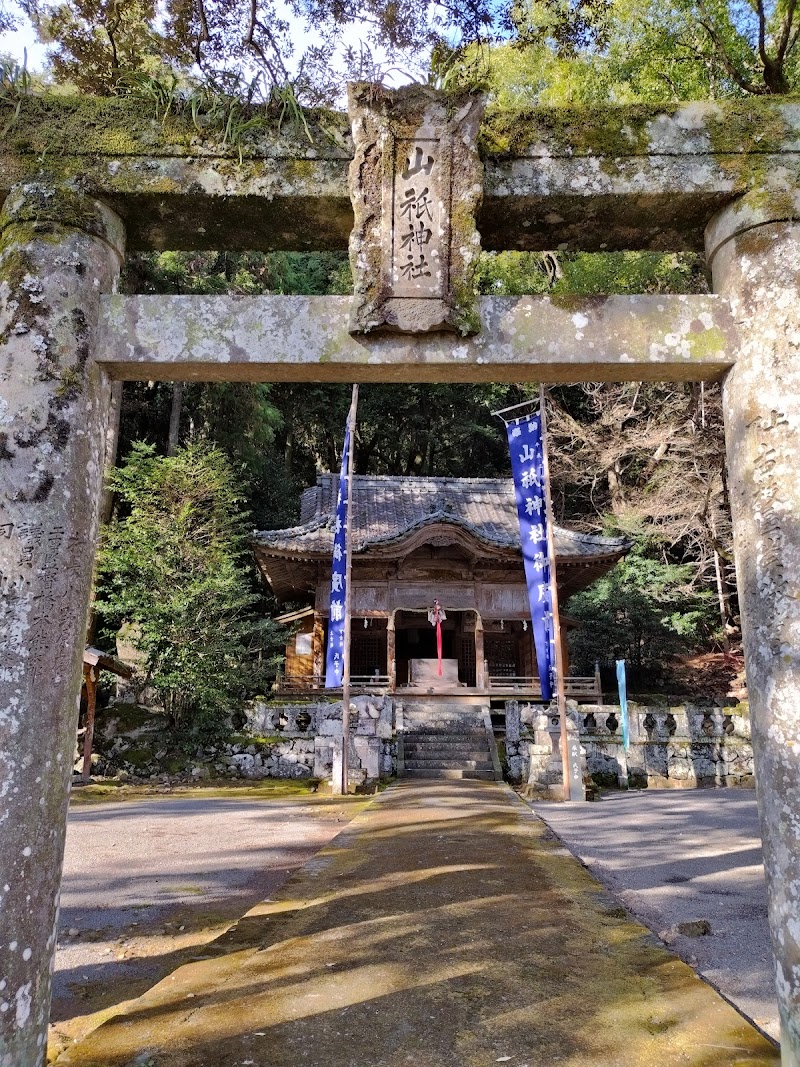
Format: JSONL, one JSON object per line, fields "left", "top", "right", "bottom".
{"left": 506, "top": 414, "right": 556, "bottom": 701}
{"left": 616, "top": 659, "right": 629, "bottom": 751}
{"left": 325, "top": 425, "right": 351, "bottom": 688}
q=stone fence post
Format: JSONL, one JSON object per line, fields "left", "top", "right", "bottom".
{"left": 707, "top": 190, "right": 800, "bottom": 1065}
{"left": 0, "top": 183, "right": 124, "bottom": 1065}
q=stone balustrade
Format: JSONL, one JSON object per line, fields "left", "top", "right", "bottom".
{"left": 572, "top": 703, "right": 750, "bottom": 743}
{"left": 243, "top": 696, "right": 395, "bottom": 783}
{"left": 505, "top": 700, "right": 754, "bottom": 790}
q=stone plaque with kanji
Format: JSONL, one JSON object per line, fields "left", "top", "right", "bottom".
{"left": 347, "top": 83, "right": 484, "bottom": 335}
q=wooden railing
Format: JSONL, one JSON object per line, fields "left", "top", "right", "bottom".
{"left": 488, "top": 668, "right": 603, "bottom": 703}
{"left": 274, "top": 668, "right": 602, "bottom": 701}
{"left": 274, "top": 672, "right": 390, "bottom": 695}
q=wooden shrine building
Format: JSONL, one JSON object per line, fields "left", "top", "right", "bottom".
{"left": 254, "top": 475, "right": 628, "bottom": 700}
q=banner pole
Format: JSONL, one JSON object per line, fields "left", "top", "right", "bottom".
{"left": 539, "top": 385, "right": 577, "bottom": 801}
{"left": 616, "top": 658, "right": 630, "bottom": 789}
{"left": 340, "top": 384, "right": 359, "bottom": 795}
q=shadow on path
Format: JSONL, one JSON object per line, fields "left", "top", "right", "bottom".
{"left": 56, "top": 781, "right": 779, "bottom": 1067}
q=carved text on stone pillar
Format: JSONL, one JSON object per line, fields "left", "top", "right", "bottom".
{"left": 392, "top": 140, "right": 442, "bottom": 298}
{"left": 348, "top": 83, "right": 484, "bottom": 336}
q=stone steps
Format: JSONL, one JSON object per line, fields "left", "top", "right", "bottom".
{"left": 403, "top": 732, "right": 487, "bottom": 743}
{"left": 402, "top": 702, "right": 485, "bottom": 729}
{"left": 405, "top": 758, "right": 495, "bottom": 771}
{"left": 404, "top": 746, "right": 490, "bottom": 761}
{"left": 404, "top": 767, "right": 496, "bottom": 780}
{"left": 404, "top": 727, "right": 486, "bottom": 734}
{"left": 399, "top": 702, "right": 500, "bottom": 782}
{"left": 403, "top": 725, "right": 486, "bottom": 734}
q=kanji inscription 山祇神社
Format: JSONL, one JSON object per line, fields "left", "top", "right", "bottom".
{"left": 347, "top": 82, "right": 484, "bottom": 336}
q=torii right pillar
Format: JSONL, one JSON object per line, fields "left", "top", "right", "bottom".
{"left": 707, "top": 191, "right": 800, "bottom": 1064}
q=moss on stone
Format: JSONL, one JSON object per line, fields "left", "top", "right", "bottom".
{"left": 0, "top": 94, "right": 351, "bottom": 165}
{"left": 0, "top": 244, "right": 44, "bottom": 350}
{"left": 0, "top": 183, "right": 112, "bottom": 243}
{"left": 480, "top": 102, "right": 660, "bottom": 157}
{"left": 450, "top": 279, "right": 482, "bottom": 335}
{"left": 480, "top": 97, "right": 800, "bottom": 161}
{"left": 98, "top": 703, "right": 158, "bottom": 732}
{"left": 705, "top": 103, "right": 795, "bottom": 190}
{"left": 120, "top": 746, "right": 153, "bottom": 769}
{"left": 687, "top": 325, "right": 727, "bottom": 360}
{"left": 548, "top": 293, "right": 611, "bottom": 312}
{"left": 2, "top": 92, "right": 799, "bottom": 180}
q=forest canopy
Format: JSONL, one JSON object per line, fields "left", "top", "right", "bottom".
{"left": 5, "top": 0, "right": 800, "bottom": 99}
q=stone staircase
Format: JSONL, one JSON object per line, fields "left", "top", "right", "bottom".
{"left": 400, "top": 702, "right": 501, "bottom": 781}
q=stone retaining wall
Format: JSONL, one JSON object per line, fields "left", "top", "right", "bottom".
{"left": 244, "top": 695, "right": 395, "bottom": 784}
{"left": 84, "top": 696, "right": 396, "bottom": 785}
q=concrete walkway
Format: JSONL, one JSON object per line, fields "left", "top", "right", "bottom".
{"left": 533, "top": 790, "right": 776, "bottom": 1040}
{"left": 57, "top": 781, "right": 779, "bottom": 1067}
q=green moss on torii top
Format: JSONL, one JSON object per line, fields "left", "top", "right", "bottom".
{"left": 1, "top": 93, "right": 799, "bottom": 168}
{"left": 2, "top": 92, "right": 800, "bottom": 256}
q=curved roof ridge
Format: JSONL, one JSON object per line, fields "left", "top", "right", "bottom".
{"left": 258, "top": 474, "right": 629, "bottom": 553}
{"left": 354, "top": 509, "right": 519, "bottom": 550}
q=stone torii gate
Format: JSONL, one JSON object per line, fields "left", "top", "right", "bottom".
{"left": 1, "top": 84, "right": 800, "bottom": 1064}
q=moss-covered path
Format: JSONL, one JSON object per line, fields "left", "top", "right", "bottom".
{"left": 56, "top": 781, "right": 779, "bottom": 1067}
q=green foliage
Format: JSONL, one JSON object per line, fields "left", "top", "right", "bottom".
{"left": 29, "top": 0, "right": 176, "bottom": 95}
{"left": 118, "top": 250, "right": 352, "bottom": 528}
{"left": 475, "top": 250, "right": 708, "bottom": 297}
{"left": 95, "top": 443, "right": 285, "bottom": 739}
{"left": 0, "top": 48, "right": 33, "bottom": 135}
{"left": 487, "top": 0, "right": 800, "bottom": 102}
{"left": 0, "top": 1, "right": 18, "bottom": 31}
{"left": 122, "top": 249, "right": 350, "bottom": 298}
{"left": 271, "top": 382, "right": 527, "bottom": 494}
{"left": 566, "top": 541, "right": 719, "bottom": 686}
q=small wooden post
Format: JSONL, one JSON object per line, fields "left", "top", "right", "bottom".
{"left": 81, "top": 665, "right": 98, "bottom": 784}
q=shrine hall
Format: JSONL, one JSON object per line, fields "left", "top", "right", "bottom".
{"left": 253, "top": 475, "right": 628, "bottom": 700}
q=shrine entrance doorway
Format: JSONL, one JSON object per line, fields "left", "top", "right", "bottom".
{"left": 394, "top": 609, "right": 478, "bottom": 689}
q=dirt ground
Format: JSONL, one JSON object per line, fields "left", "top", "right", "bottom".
{"left": 49, "top": 782, "right": 369, "bottom": 1061}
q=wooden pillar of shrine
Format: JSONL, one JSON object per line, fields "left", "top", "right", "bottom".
{"left": 312, "top": 612, "right": 325, "bottom": 684}
{"left": 387, "top": 612, "right": 396, "bottom": 691}
{"left": 475, "top": 613, "right": 486, "bottom": 691}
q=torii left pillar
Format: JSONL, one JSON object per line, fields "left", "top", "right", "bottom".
{"left": 0, "top": 184, "right": 124, "bottom": 1065}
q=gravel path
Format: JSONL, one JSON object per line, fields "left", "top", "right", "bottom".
{"left": 532, "top": 789, "right": 777, "bottom": 1040}
{"left": 53, "top": 794, "right": 360, "bottom": 1025}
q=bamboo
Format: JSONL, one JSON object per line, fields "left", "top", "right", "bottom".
{"left": 340, "top": 384, "right": 359, "bottom": 795}
{"left": 539, "top": 386, "right": 574, "bottom": 801}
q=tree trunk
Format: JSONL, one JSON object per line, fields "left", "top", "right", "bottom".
{"left": 607, "top": 461, "right": 625, "bottom": 514}
{"left": 81, "top": 667, "right": 97, "bottom": 784}
{"left": 709, "top": 506, "right": 731, "bottom": 647}
{"left": 167, "top": 382, "right": 184, "bottom": 457}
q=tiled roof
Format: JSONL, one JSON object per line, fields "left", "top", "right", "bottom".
{"left": 254, "top": 475, "right": 629, "bottom": 560}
